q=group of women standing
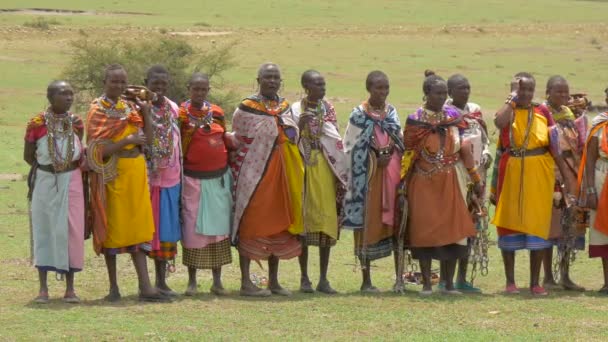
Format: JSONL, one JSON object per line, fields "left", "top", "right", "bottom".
{"left": 24, "top": 62, "right": 608, "bottom": 303}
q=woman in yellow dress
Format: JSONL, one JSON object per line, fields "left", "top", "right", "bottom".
{"left": 87, "top": 64, "right": 169, "bottom": 302}
{"left": 292, "top": 70, "right": 347, "bottom": 294}
{"left": 493, "top": 72, "right": 574, "bottom": 296}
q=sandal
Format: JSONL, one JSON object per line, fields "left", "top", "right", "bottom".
{"left": 270, "top": 287, "right": 292, "bottom": 296}
{"left": 63, "top": 292, "right": 81, "bottom": 304}
{"left": 210, "top": 286, "right": 229, "bottom": 296}
{"left": 34, "top": 291, "right": 49, "bottom": 304}
{"left": 138, "top": 293, "right": 172, "bottom": 303}
{"left": 299, "top": 281, "right": 314, "bottom": 294}
{"left": 504, "top": 284, "right": 520, "bottom": 294}
{"left": 530, "top": 285, "right": 548, "bottom": 296}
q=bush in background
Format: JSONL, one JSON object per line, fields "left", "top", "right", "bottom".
{"left": 61, "top": 37, "right": 239, "bottom": 118}
{"left": 23, "top": 17, "right": 62, "bottom": 30}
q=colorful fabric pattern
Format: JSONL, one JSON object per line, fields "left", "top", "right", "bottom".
{"left": 182, "top": 239, "right": 232, "bottom": 269}
{"left": 342, "top": 103, "right": 404, "bottom": 230}
{"left": 86, "top": 98, "right": 154, "bottom": 253}
{"left": 148, "top": 241, "right": 178, "bottom": 261}
{"left": 230, "top": 95, "right": 301, "bottom": 240}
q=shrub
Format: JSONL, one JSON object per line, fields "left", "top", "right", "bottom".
{"left": 61, "top": 37, "right": 239, "bottom": 117}
{"left": 23, "top": 17, "right": 62, "bottom": 30}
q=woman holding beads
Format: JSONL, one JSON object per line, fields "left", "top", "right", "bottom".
{"left": 24, "top": 80, "right": 85, "bottom": 303}
{"left": 180, "top": 72, "right": 236, "bottom": 296}
{"left": 439, "top": 73, "right": 492, "bottom": 293}
{"left": 401, "top": 71, "right": 479, "bottom": 295}
{"left": 231, "top": 63, "right": 304, "bottom": 297}
{"left": 343, "top": 70, "right": 403, "bottom": 293}
{"left": 493, "top": 72, "right": 574, "bottom": 296}
{"left": 292, "top": 70, "right": 348, "bottom": 294}
{"left": 541, "top": 75, "right": 587, "bottom": 291}
{"left": 87, "top": 64, "right": 169, "bottom": 302}
{"left": 144, "top": 65, "right": 182, "bottom": 297}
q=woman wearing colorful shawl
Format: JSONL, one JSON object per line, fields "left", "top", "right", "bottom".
{"left": 401, "top": 71, "right": 479, "bottom": 296}
{"left": 143, "top": 65, "right": 182, "bottom": 297}
{"left": 439, "top": 73, "right": 492, "bottom": 293}
{"left": 231, "top": 63, "right": 304, "bottom": 297}
{"left": 578, "top": 85, "right": 608, "bottom": 295}
{"left": 292, "top": 70, "right": 348, "bottom": 294}
{"left": 541, "top": 76, "right": 587, "bottom": 291}
{"left": 24, "top": 81, "right": 84, "bottom": 303}
{"left": 343, "top": 71, "right": 403, "bottom": 293}
{"left": 180, "top": 72, "right": 235, "bottom": 296}
{"left": 493, "top": 72, "right": 574, "bottom": 296}
{"left": 86, "top": 64, "right": 169, "bottom": 302}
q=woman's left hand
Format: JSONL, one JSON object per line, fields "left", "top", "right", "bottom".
{"left": 135, "top": 98, "right": 151, "bottom": 118}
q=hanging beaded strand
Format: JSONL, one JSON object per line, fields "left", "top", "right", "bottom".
{"left": 300, "top": 99, "right": 326, "bottom": 165}
{"left": 44, "top": 110, "right": 75, "bottom": 172}
{"left": 150, "top": 98, "right": 175, "bottom": 170}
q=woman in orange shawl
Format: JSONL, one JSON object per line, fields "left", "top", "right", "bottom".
{"left": 86, "top": 64, "right": 169, "bottom": 302}
{"left": 578, "top": 85, "right": 608, "bottom": 295}
{"left": 231, "top": 63, "right": 304, "bottom": 297}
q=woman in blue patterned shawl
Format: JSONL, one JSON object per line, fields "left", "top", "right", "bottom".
{"left": 343, "top": 71, "right": 404, "bottom": 293}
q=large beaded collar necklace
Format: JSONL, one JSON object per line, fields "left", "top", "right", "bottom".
{"left": 44, "top": 109, "right": 76, "bottom": 172}
{"left": 99, "top": 95, "right": 132, "bottom": 119}
{"left": 185, "top": 100, "right": 213, "bottom": 132}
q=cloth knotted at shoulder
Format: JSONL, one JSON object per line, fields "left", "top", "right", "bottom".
{"left": 85, "top": 98, "right": 143, "bottom": 254}
{"left": 342, "top": 104, "right": 403, "bottom": 230}
{"left": 400, "top": 106, "right": 465, "bottom": 179}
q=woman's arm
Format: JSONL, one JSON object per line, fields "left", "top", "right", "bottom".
{"left": 494, "top": 103, "right": 514, "bottom": 129}
{"left": 137, "top": 99, "right": 154, "bottom": 149}
{"left": 23, "top": 141, "right": 36, "bottom": 166}
{"left": 100, "top": 136, "right": 141, "bottom": 158}
{"left": 554, "top": 154, "right": 576, "bottom": 200}
{"left": 585, "top": 136, "right": 599, "bottom": 209}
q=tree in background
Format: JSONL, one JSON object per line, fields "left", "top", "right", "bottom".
{"left": 62, "top": 37, "right": 239, "bottom": 118}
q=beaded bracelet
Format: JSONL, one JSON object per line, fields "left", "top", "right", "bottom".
{"left": 467, "top": 167, "right": 482, "bottom": 184}
{"left": 86, "top": 139, "right": 118, "bottom": 183}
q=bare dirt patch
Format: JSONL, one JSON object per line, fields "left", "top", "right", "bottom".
{"left": 0, "top": 173, "right": 25, "bottom": 181}
{"left": 0, "top": 8, "right": 153, "bottom": 16}
{"left": 169, "top": 31, "right": 232, "bottom": 37}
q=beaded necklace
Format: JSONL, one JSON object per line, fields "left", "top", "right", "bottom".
{"left": 150, "top": 98, "right": 175, "bottom": 169}
{"left": 364, "top": 101, "right": 387, "bottom": 119}
{"left": 260, "top": 95, "right": 283, "bottom": 115}
{"left": 44, "top": 110, "right": 75, "bottom": 172}
{"left": 419, "top": 108, "right": 446, "bottom": 168}
{"left": 99, "top": 95, "right": 131, "bottom": 119}
{"left": 508, "top": 106, "right": 534, "bottom": 154}
{"left": 185, "top": 100, "right": 213, "bottom": 131}
{"left": 300, "top": 99, "right": 326, "bottom": 165}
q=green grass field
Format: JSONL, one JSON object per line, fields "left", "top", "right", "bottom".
{"left": 1, "top": 1, "right": 608, "bottom": 340}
